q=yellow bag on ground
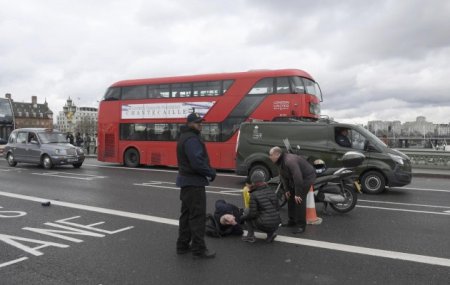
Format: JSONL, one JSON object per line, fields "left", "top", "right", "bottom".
{"left": 242, "top": 184, "right": 250, "bottom": 208}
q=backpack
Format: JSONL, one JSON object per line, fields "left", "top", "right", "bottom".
{"left": 205, "top": 214, "right": 222, "bottom": 238}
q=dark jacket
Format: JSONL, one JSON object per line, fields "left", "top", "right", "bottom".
{"left": 243, "top": 183, "right": 281, "bottom": 232}
{"left": 213, "top": 200, "right": 243, "bottom": 236}
{"left": 176, "top": 125, "right": 216, "bottom": 187}
{"left": 336, "top": 134, "right": 351, "bottom": 147}
{"left": 277, "top": 153, "right": 316, "bottom": 196}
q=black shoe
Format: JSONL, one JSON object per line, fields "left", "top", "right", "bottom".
{"left": 292, "top": 227, "right": 305, "bottom": 234}
{"left": 265, "top": 232, "right": 277, "bottom": 243}
{"left": 176, "top": 247, "right": 191, "bottom": 255}
{"left": 193, "top": 249, "right": 216, "bottom": 259}
{"left": 282, "top": 220, "right": 297, "bottom": 227}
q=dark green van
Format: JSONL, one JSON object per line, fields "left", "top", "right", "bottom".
{"left": 235, "top": 121, "right": 412, "bottom": 194}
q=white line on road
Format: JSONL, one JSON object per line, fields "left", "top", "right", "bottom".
{"left": 83, "top": 163, "right": 245, "bottom": 178}
{"left": 357, "top": 205, "right": 450, "bottom": 216}
{"left": 0, "top": 190, "right": 449, "bottom": 268}
{"left": 395, "top": 187, "right": 450, "bottom": 193}
{"left": 133, "top": 182, "right": 240, "bottom": 196}
{"left": 31, "top": 172, "right": 106, "bottom": 181}
{"left": 0, "top": 257, "right": 29, "bottom": 269}
{"left": 359, "top": 199, "right": 450, "bottom": 209}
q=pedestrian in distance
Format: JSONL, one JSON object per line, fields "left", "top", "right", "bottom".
{"left": 93, "top": 133, "right": 98, "bottom": 154}
{"left": 176, "top": 112, "right": 217, "bottom": 259}
{"left": 269, "top": 146, "right": 316, "bottom": 234}
{"left": 241, "top": 171, "right": 281, "bottom": 243}
{"left": 66, "top": 132, "right": 74, "bottom": 145}
{"left": 75, "top": 132, "right": 84, "bottom": 147}
{"left": 85, "top": 134, "right": 91, "bottom": 155}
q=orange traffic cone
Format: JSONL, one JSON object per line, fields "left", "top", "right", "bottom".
{"left": 306, "top": 186, "right": 322, "bottom": 225}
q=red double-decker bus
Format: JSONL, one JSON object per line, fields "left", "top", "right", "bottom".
{"left": 97, "top": 69, "right": 322, "bottom": 169}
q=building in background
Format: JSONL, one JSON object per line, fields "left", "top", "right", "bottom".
{"left": 5, "top": 93, "right": 53, "bottom": 130}
{"left": 56, "top": 97, "right": 97, "bottom": 135}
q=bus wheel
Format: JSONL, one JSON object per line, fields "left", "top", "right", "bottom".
{"left": 361, "top": 171, "right": 386, "bottom": 194}
{"left": 124, "top": 148, "right": 140, "bottom": 168}
{"left": 248, "top": 164, "right": 270, "bottom": 182}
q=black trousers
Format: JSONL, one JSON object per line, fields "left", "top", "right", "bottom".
{"left": 287, "top": 176, "right": 315, "bottom": 227}
{"left": 177, "top": 186, "right": 207, "bottom": 254}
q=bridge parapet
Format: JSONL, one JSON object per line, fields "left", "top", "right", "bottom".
{"left": 397, "top": 149, "right": 450, "bottom": 169}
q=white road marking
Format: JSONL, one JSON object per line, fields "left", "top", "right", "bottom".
{"left": 357, "top": 205, "right": 450, "bottom": 216}
{"left": 359, "top": 199, "right": 450, "bottom": 209}
{"left": 83, "top": 163, "right": 245, "bottom": 177}
{"left": 31, "top": 172, "right": 106, "bottom": 181}
{"left": 0, "top": 257, "right": 29, "bottom": 269}
{"left": 133, "top": 182, "right": 240, "bottom": 196}
{"left": 0, "top": 190, "right": 449, "bottom": 268}
{"left": 395, "top": 187, "right": 450, "bottom": 193}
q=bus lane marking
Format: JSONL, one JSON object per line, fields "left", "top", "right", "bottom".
{"left": 31, "top": 172, "right": 106, "bottom": 181}
{"left": 0, "top": 203, "right": 133, "bottom": 269}
{"left": 0, "top": 190, "right": 449, "bottom": 268}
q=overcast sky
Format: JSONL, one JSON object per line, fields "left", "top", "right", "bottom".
{"left": 1, "top": 0, "right": 450, "bottom": 125}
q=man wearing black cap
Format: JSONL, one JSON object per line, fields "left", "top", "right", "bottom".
{"left": 176, "top": 112, "right": 217, "bottom": 259}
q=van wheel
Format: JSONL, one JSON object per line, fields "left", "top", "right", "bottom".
{"left": 124, "top": 148, "right": 140, "bottom": 168}
{"left": 7, "top": 153, "right": 17, "bottom": 167}
{"left": 42, "top": 155, "right": 53, "bottom": 169}
{"left": 248, "top": 164, "right": 270, "bottom": 182}
{"left": 361, "top": 171, "right": 386, "bottom": 194}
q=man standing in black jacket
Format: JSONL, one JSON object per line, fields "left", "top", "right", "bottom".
{"left": 269, "top": 146, "right": 316, "bottom": 234}
{"left": 176, "top": 112, "right": 216, "bottom": 259}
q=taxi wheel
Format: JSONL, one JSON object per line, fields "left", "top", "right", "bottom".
{"left": 7, "top": 153, "right": 17, "bottom": 167}
{"left": 42, "top": 155, "right": 53, "bottom": 169}
{"left": 73, "top": 163, "right": 83, "bottom": 168}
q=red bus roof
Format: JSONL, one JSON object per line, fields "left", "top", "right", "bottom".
{"left": 111, "top": 69, "right": 314, "bottom": 88}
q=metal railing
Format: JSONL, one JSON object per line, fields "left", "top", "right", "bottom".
{"left": 396, "top": 149, "right": 450, "bottom": 169}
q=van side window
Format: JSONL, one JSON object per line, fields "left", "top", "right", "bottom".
{"left": 335, "top": 128, "right": 352, "bottom": 148}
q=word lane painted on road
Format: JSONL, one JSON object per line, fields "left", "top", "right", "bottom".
{"left": 31, "top": 172, "right": 106, "bottom": 181}
{"left": 0, "top": 206, "right": 133, "bottom": 269}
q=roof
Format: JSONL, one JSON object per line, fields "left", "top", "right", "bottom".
{"left": 111, "top": 69, "right": 315, "bottom": 87}
{"left": 12, "top": 101, "right": 53, "bottom": 118}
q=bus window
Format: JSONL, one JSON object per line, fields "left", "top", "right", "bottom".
{"left": 172, "top": 83, "right": 192, "bottom": 98}
{"left": 290, "top": 77, "right": 305, "bottom": 94}
{"left": 122, "top": 85, "right": 147, "bottom": 100}
{"left": 248, "top": 78, "right": 274, "bottom": 95}
{"left": 201, "top": 123, "right": 220, "bottom": 142}
{"left": 148, "top": 85, "right": 170, "bottom": 98}
{"left": 193, "top": 81, "right": 222, "bottom": 97}
{"left": 222, "top": 80, "right": 234, "bottom": 94}
{"left": 276, "top": 77, "right": 290, "bottom": 94}
{"left": 104, "top": 87, "right": 121, "bottom": 100}
{"left": 121, "top": 123, "right": 147, "bottom": 140}
{"left": 304, "top": 78, "right": 320, "bottom": 97}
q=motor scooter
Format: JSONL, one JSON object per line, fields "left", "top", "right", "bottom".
{"left": 269, "top": 139, "right": 365, "bottom": 213}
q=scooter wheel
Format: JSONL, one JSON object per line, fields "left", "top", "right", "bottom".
{"left": 330, "top": 185, "right": 358, "bottom": 213}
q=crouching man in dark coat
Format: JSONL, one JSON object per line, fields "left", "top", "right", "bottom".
{"left": 241, "top": 172, "right": 281, "bottom": 243}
